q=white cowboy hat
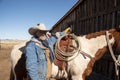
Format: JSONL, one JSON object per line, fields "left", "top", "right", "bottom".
{"left": 29, "top": 23, "right": 49, "bottom": 35}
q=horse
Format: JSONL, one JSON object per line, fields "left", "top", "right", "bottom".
{"left": 54, "top": 27, "right": 120, "bottom": 80}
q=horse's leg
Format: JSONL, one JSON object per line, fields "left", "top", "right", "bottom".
{"left": 10, "top": 68, "right": 15, "bottom": 80}
{"left": 51, "top": 63, "right": 59, "bottom": 78}
{"left": 71, "top": 74, "right": 83, "bottom": 80}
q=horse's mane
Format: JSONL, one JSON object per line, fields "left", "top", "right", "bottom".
{"left": 85, "top": 28, "right": 120, "bottom": 39}
{"left": 85, "top": 30, "right": 106, "bottom": 39}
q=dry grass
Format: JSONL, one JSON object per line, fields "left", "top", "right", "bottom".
{"left": 0, "top": 41, "right": 23, "bottom": 80}
{"left": 0, "top": 41, "right": 21, "bottom": 49}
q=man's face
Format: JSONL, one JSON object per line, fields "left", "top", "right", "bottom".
{"left": 36, "top": 31, "right": 47, "bottom": 40}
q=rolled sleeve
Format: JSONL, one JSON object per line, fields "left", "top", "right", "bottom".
{"left": 47, "top": 31, "right": 66, "bottom": 46}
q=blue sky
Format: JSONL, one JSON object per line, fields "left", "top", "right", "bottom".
{"left": 0, "top": 0, "right": 78, "bottom": 40}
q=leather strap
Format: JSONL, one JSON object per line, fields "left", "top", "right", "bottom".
{"left": 45, "top": 49, "right": 52, "bottom": 78}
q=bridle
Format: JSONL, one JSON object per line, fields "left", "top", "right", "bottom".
{"left": 106, "top": 31, "right": 120, "bottom": 78}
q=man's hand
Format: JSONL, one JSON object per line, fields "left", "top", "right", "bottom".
{"left": 64, "top": 27, "right": 72, "bottom": 34}
{"left": 46, "top": 32, "right": 52, "bottom": 38}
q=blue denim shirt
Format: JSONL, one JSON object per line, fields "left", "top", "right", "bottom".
{"left": 25, "top": 32, "right": 65, "bottom": 80}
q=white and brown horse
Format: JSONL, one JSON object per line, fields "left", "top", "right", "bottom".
{"left": 54, "top": 27, "right": 120, "bottom": 80}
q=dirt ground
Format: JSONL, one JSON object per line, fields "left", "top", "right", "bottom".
{"left": 0, "top": 41, "right": 21, "bottom": 80}
{"left": 0, "top": 48, "right": 11, "bottom": 80}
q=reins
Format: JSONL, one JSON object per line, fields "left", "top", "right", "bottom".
{"left": 106, "top": 31, "right": 120, "bottom": 78}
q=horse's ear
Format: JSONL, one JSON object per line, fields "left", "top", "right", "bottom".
{"left": 116, "top": 25, "right": 120, "bottom": 32}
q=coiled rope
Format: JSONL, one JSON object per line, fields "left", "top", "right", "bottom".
{"left": 55, "top": 34, "right": 81, "bottom": 61}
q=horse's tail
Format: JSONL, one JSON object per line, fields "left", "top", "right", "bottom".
{"left": 9, "top": 68, "right": 17, "bottom": 80}
{"left": 10, "top": 45, "right": 17, "bottom": 80}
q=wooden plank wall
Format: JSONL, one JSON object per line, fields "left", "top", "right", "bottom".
{"left": 75, "top": 0, "right": 120, "bottom": 36}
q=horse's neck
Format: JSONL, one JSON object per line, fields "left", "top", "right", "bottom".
{"left": 77, "top": 33, "right": 114, "bottom": 58}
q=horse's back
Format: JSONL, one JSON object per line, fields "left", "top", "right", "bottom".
{"left": 11, "top": 41, "right": 28, "bottom": 66}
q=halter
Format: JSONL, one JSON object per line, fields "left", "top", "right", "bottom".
{"left": 106, "top": 31, "right": 120, "bottom": 78}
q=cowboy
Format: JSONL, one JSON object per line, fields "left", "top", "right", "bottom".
{"left": 25, "top": 23, "right": 71, "bottom": 80}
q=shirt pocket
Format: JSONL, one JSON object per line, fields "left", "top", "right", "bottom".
{"left": 36, "top": 48, "right": 46, "bottom": 62}
{"left": 38, "top": 61, "right": 47, "bottom": 78}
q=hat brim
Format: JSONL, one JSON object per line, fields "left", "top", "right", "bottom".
{"left": 29, "top": 27, "right": 49, "bottom": 35}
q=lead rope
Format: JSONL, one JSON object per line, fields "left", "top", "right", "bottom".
{"left": 106, "top": 31, "right": 120, "bottom": 79}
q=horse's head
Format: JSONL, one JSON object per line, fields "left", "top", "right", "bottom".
{"left": 109, "top": 27, "right": 120, "bottom": 54}
{"left": 85, "top": 27, "right": 120, "bottom": 54}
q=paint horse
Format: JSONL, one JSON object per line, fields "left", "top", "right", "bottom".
{"left": 54, "top": 27, "right": 120, "bottom": 80}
